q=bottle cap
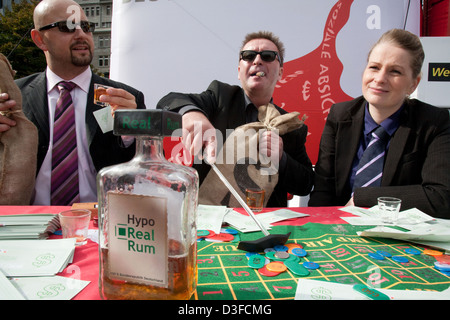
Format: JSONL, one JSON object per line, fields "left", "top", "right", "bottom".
{"left": 114, "top": 109, "right": 182, "bottom": 136}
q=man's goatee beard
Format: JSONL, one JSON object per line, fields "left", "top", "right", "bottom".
{"left": 72, "top": 53, "right": 93, "bottom": 67}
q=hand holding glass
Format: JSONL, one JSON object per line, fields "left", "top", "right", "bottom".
{"left": 94, "top": 83, "right": 113, "bottom": 107}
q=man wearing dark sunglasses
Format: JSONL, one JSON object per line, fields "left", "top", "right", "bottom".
{"left": 0, "top": 0, "right": 145, "bottom": 205}
{"left": 38, "top": 20, "right": 96, "bottom": 34}
{"left": 240, "top": 50, "right": 281, "bottom": 64}
{"left": 157, "top": 31, "right": 314, "bottom": 208}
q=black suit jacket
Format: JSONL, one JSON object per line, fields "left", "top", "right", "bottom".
{"left": 309, "top": 96, "right": 450, "bottom": 219}
{"left": 157, "top": 80, "right": 314, "bottom": 207}
{"left": 16, "top": 72, "right": 146, "bottom": 173}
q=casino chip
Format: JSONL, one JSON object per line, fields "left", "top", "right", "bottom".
{"left": 392, "top": 256, "right": 409, "bottom": 263}
{"left": 353, "top": 284, "right": 390, "bottom": 300}
{"left": 291, "top": 248, "right": 307, "bottom": 257}
{"left": 405, "top": 248, "right": 421, "bottom": 255}
{"left": 436, "top": 255, "right": 450, "bottom": 263}
{"left": 434, "top": 260, "right": 450, "bottom": 276}
{"left": 435, "top": 261, "right": 450, "bottom": 272}
{"left": 266, "top": 261, "right": 287, "bottom": 273}
{"left": 221, "top": 228, "right": 238, "bottom": 235}
{"left": 274, "top": 251, "right": 290, "bottom": 259}
{"left": 248, "top": 254, "right": 266, "bottom": 269}
{"left": 274, "top": 245, "right": 288, "bottom": 252}
{"left": 198, "top": 229, "right": 237, "bottom": 243}
{"left": 303, "top": 262, "right": 320, "bottom": 270}
{"left": 368, "top": 252, "right": 385, "bottom": 260}
{"left": 258, "top": 265, "right": 281, "bottom": 277}
{"left": 286, "top": 243, "right": 303, "bottom": 250}
{"left": 284, "top": 260, "right": 310, "bottom": 276}
{"left": 254, "top": 244, "right": 317, "bottom": 277}
{"left": 197, "top": 230, "right": 210, "bottom": 237}
{"left": 205, "top": 232, "right": 235, "bottom": 242}
{"left": 245, "top": 252, "right": 258, "bottom": 258}
{"left": 376, "top": 250, "right": 392, "bottom": 258}
{"left": 424, "top": 249, "right": 443, "bottom": 256}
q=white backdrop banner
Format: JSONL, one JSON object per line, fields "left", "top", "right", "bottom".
{"left": 110, "top": 0, "right": 420, "bottom": 162}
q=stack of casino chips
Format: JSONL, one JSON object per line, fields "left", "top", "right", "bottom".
{"left": 246, "top": 243, "right": 317, "bottom": 277}
{"left": 197, "top": 228, "right": 240, "bottom": 243}
{"left": 433, "top": 252, "right": 450, "bottom": 276}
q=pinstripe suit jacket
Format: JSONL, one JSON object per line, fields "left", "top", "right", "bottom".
{"left": 15, "top": 71, "right": 146, "bottom": 174}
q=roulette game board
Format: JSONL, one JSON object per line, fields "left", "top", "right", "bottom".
{"left": 195, "top": 223, "right": 450, "bottom": 300}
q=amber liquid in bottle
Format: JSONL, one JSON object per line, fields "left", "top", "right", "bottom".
{"left": 100, "top": 240, "right": 197, "bottom": 300}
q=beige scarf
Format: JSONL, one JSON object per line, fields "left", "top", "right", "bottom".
{"left": 199, "top": 103, "right": 305, "bottom": 207}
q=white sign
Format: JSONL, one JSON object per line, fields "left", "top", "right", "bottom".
{"left": 110, "top": 0, "right": 420, "bottom": 162}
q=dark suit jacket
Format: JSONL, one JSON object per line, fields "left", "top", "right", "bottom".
{"left": 16, "top": 72, "right": 146, "bottom": 174}
{"left": 309, "top": 96, "right": 450, "bottom": 219}
{"left": 157, "top": 80, "right": 314, "bottom": 207}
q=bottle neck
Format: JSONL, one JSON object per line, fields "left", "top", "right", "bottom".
{"left": 135, "top": 136, "right": 165, "bottom": 161}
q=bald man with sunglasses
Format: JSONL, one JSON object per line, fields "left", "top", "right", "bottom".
{"left": 157, "top": 31, "right": 314, "bottom": 208}
{"left": 0, "top": 0, "right": 145, "bottom": 205}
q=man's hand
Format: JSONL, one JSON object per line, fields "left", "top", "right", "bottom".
{"left": 182, "top": 111, "right": 217, "bottom": 164}
{"left": 0, "top": 93, "right": 17, "bottom": 132}
{"left": 259, "top": 130, "right": 283, "bottom": 161}
{"left": 99, "top": 88, "right": 137, "bottom": 114}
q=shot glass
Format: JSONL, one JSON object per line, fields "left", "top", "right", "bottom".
{"left": 94, "top": 83, "right": 112, "bottom": 107}
{"left": 245, "top": 188, "right": 265, "bottom": 212}
{"left": 377, "top": 197, "right": 401, "bottom": 224}
{"left": 58, "top": 209, "right": 91, "bottom": 245}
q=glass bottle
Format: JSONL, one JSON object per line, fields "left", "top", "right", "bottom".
{"left": 97, "top": 109, "right": 199, "bottom": 300}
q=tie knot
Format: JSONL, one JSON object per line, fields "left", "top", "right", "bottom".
{"left": 58, "top": 81, "right": 76, "bottom": 92}
{"left": 372, "top": 126, "right": 389, "bottom": 142}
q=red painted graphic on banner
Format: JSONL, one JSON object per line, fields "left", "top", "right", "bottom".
{"left": 273, "top": 0, "right": 354, "bottom": 164}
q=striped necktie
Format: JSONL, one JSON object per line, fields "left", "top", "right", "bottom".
{"left": 353, "top": 126, "right": 390, "bottom": 190}
{"left": 51, "top": 81, "right": 80, "bottom": 205}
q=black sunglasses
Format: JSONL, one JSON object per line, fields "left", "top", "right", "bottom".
{"left": 240, "top": 50, "right": 280, "bottom": 63}
{"left": 39, "top": 20, "right": 95, "bottom": 33}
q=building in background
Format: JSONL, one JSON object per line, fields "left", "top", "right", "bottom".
{"left": 76, "top": 0, "right": 112, "bottom": 77}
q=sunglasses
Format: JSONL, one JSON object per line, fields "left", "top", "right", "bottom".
{"left": 39, "top": 20, "right": 95, "bottom": 33}
{"left": 240, "top": 50, "right": 280, "bottom": 63}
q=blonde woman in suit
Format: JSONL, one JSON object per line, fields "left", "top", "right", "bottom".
{"left": 309, "top": 29, "right": 450, "bottom": 219}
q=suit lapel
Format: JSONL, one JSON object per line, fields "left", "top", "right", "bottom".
{"left": 25, "top": 73, "right": 51, "bottom": 143}
{"left": 85, "top": 74, "right": 103, "bottom": 147}
{"left": 382, "top": 107, "right": 412, "bottom": 186}
{"left": 335, "top": 101, "right": 365, "bottom": 195}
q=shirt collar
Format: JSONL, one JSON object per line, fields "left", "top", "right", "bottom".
{"left": 243, "top": 94, "right": 274, "bottom": 109}
{"left": 46, "top": 67, "right": 92, "bottom": 94}
{"left": 363, "top": 102, "right": 404, "bottom": 137}
{"left": 244, "top": 94, "right": 253, "bottom": 109}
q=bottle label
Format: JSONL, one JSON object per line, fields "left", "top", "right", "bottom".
{"left": 107, "top": 192, "right": 168, "bottom": 287}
